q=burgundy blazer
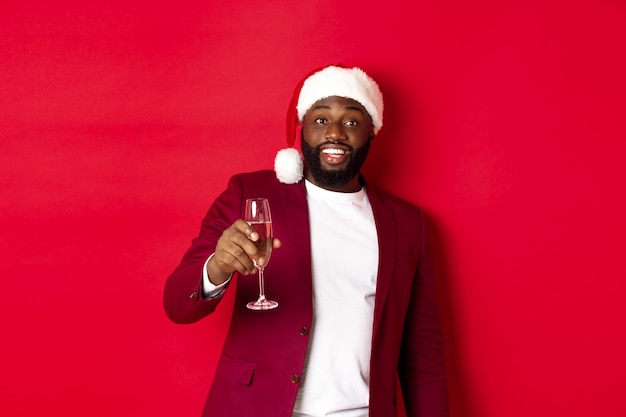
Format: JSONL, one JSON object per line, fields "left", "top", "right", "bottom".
{"left": 164, "top": 170, "right": 448, "bottom": 417}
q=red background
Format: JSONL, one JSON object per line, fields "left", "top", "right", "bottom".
{"left": 2, "top": 1, "right": 625, "bottom": 416}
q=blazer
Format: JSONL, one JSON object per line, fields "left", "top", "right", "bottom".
{"left": 164, "top": 170, "right": 448, "bottom": 417}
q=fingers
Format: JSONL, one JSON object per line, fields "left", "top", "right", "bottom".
{"left": 214, "top": 220, "right": 257, "bottom": 275}
{"left": 212, "top": 220, "right": 280, "bottom": 276}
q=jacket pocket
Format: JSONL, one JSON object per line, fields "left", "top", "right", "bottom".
{"left": 215, "top": 352, "right": 255, "bottom": 386}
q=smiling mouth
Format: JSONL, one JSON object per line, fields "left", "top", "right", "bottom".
{"left": 322, "top": 148, "right": 346, "bottom": 156}
{"left": 320, "top": 146, "right": 351, "bottom": 165}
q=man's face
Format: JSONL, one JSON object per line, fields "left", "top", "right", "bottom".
{"left": 301, "top": 96, "right": 375, "bottom": 192}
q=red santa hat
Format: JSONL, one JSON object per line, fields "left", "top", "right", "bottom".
{"left": 274, "top": 65, "right": 384, "bottom": 184}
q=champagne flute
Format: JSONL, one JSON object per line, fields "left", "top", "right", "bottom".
{"left": 244, "top": 198, "right": 278, "bottom": 310}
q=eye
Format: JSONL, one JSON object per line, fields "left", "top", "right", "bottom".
{"left": 314, "top": 117, "right": 327, "bottom": 125}
{"left": 344, "top": 120, "right": 358, "bottom": 127}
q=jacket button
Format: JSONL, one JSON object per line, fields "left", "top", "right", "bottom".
{"left": 299, "top": 327, "right": 308, "bottom": 336}
{"left": 290, "top": 374, "right": 300, "bottom": 383}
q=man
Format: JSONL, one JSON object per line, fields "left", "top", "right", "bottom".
{"left": 163, "top": 65, "right": 449, "bottom": 417}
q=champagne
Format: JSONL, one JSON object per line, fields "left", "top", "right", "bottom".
{"left": 249, "top": 221, "right": 272, "bottom": 267}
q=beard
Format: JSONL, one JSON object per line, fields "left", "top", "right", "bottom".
{"left": 301, "top": 134, "right": 372, "bottom": 190}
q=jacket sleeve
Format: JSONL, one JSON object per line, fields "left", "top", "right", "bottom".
{"left": 398, "top": 209, "right": 449, "bottom": 417}
{"left": 163, "top": 174, "right": 244, "bottom": 324}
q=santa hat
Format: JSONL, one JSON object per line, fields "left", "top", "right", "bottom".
{"left": 274, "top": 65, "right": 384, "bottom": 184}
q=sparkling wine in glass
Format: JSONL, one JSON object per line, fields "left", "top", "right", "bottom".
{"left": 245, "top": 198, "right": 278, "bottom": 310}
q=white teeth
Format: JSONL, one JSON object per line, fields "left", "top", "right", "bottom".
{"left": 322, "top": 148, "right": 345, "bottom": 155}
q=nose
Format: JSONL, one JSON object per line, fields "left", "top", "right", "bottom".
{"left": 324, "top": 121, "right": 347, "bottom": 141}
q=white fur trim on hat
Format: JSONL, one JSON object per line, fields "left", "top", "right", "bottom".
{"left": 296, "top": 66, "right": 383, "bottom": 133}
{"left": 274, "top": 148, "right": 303, "bottom": 184}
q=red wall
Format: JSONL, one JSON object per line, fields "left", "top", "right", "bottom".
{"left": 2, "top": 1, "right": 625, "bottom": 416}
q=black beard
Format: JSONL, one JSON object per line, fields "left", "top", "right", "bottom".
{"left": 301, "top": 134, "right": 371, "bottom": 189}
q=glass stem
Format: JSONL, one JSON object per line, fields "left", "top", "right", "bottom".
{"left": 257, "top": 268, "right": 267, "bottom": 302}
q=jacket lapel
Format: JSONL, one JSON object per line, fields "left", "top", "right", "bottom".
{"left": 279, "top": 181, "right": 313, "bottom": 307}
{"left": 366, "top": 185, "right": 396, "bottom": 338}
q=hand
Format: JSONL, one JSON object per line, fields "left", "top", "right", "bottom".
{"left": 206, "top": 219, "right": 281, "bottom": 285}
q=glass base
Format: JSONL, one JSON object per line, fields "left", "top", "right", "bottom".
{"left": 246, "top": 298, "right": 278, "bottom": 311}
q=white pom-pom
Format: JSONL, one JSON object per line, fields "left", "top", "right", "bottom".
{"left": 274, "top": 148, "right": 304, "bottom": 184}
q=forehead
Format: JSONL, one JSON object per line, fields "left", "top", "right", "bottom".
{"left": 308, "top": 96, "right": 368, "bottom": 115}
